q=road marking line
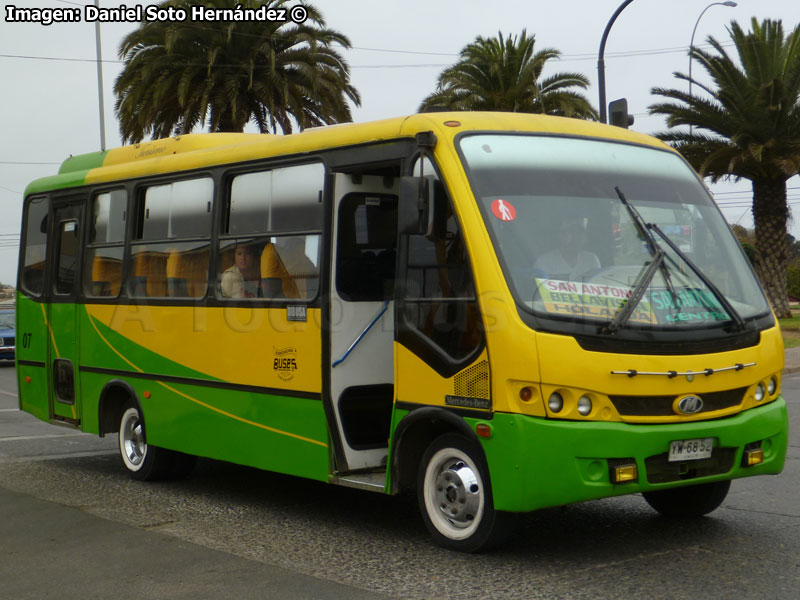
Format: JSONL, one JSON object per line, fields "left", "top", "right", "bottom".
{"left": 0, "top": 389, "right": 18, "bottom": 398}
{"left": 0, "top": 450, "right": 117, "bottom": 464}
{"left": 0, "top": 408, "right": 19, "bottom": 412}
{"left": 0, "top": 433, "right": 87, "bottom": 442}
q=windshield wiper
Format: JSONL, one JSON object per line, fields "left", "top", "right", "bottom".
{"left": 648, "top": 222, "right": 746, "bottom": 331}
{"left": 604, "top": 187, "right": 677, "bottom": 334}
{"left": 604, "top": 186, "right": 745, "bottom": 334}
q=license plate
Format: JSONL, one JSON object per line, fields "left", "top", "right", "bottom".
{"left": 668, "top": 438, "right": 714, "bottom": 462}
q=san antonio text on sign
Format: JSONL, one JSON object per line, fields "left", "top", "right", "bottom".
{"left": 536, "top": 279, "right": 729, "bottom": 324}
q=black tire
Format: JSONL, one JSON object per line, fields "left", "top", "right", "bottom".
{"left": 643, "top": 480, "right": 731, "bottom": 517}
{"left": 417, "top": 433, "right": 511, "bottom": 552}
{"left": 118, "top": 402, "right": 175, "bottom": 481}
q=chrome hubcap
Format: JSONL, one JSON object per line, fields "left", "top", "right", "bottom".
{"left": 121, "top": 412, "right": 145, "bottom": 467}
{"left": 433, "top": 459, "right": 481, "bottom": 529}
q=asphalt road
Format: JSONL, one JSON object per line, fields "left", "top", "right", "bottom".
{"left": 1, "top": 360, "right": 798, "bottom": 599}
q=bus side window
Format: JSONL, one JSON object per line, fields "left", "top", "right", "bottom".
{"left": 220, "top": 163, "right": 323, "bottom": 301}
{"left": 128, "top": 178, "right": 212, "bottom": 299}
{"left": 84, "top": 190, "right": 126, "bottom": 298}
{"left": 20, "top": 196, "right": 49, "bottom": 297}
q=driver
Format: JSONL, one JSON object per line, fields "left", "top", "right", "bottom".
{"left": 534, "top": 217, "right": 601, "bottom": 281}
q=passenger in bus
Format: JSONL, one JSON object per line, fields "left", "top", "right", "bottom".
{"left": 261, "top": 236, "right": 317, "bottom": 299}
{"left": 534, "top": 217, "right": 601, "bottom": 281}
{"left": 220, "top": 243, "right": 260, "bottom": 298}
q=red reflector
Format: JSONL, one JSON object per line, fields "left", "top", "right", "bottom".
{"left": 476, "top": 423, "right": 492, "bottom": 438}
{"left": 25, "top": 376, "right": 31, "bottom": 383}
{"left": 144, "top": 391, "right": 151, "bottom": 399}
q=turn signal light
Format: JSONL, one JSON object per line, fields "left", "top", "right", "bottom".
{"left": 613, "top": 464, "right": 638, "bottom": 483}
{"left": 475, "top": 423, "right": 492, "bottom": 438}
{"left": 744, "top": 448, "right": 764, "bottom": 466}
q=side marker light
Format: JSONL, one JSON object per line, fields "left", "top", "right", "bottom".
{"left": 475, "top": 423, "right": 492, "bottom": 438}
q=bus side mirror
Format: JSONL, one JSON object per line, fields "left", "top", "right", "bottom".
{"left": 399, "top": 176, "right": 446, "bottom": 238}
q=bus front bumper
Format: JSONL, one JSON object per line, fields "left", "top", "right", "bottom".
{"left": 481, "top": 397, "right": 788, "bottom": 513}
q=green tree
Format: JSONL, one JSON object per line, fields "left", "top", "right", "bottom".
{"left": 114, "top": 0, "right": 360, "bottom": 143}
{"left": 419, "top": 30, "right": 597, "bottom": 119}
{"left": 649, "top": 18, "right": 800, "bottom": 318}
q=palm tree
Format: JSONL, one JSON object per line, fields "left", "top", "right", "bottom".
{"left": 114, "top": 0, "right": 360, "bottom": 143}
{"left": 419, "top": 30, "right": 597, "bottom": 119}
{"left": 649, "top": 18, "right": 800, "bottom": 318}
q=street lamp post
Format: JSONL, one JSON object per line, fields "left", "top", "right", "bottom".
{"left": 598, "top": 0, "right": 636, "bottom": 124}
{"left": 94, "top": 0, "right": 106, "bottom": 151}
{"left": 688, "top": 1, "right": 737, "bottom": 130}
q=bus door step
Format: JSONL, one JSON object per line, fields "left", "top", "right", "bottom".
{"left": 331, "top": 471, "right": 386, "bottom": 492}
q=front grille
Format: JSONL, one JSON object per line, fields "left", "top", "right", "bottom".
{"left": 645, "top": 448, "right": 737, "bottom": 483}
{"left": 0, "top": 337, "right": 13, "bottom": 347}
{"left": 609, "top": 387, "right": 747, "bottom": 417}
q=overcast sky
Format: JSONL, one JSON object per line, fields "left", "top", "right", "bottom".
{"left": 3, "top": 0, "right": 800, "bottom": 286}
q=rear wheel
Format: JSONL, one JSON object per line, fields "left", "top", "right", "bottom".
{"left": 118, "top": 403, "right": 184, "bottom": 481}
{"left": 643, "top": 480, "right": 731, "bottom": 517}
{"left": 417, "top": 433, "right": 510, "bottom": 552}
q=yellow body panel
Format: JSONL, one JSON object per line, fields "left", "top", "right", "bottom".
{"left": 86, "top": 304, "right": 322, "bottom": 392}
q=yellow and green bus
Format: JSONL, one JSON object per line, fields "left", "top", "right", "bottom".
{"left": 16, "top": 112, "right": 788, "bottom": 551}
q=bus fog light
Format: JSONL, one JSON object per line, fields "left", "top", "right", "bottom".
{"left": 744, "top": 448, "right": 764, "bottom": 466}
{"left": 754, "top": 383, "right": 765, "bottom": 402}
{"left": 548, "top": 392, "right": 563, "bottom": 413}
{"left": 612, "top": 463, "right": 638, "bottom": 483}
{"left": 768, "top": 377, "right": 777, "bottom": 395}
{"left": 577, "top": 396, "right": 592, "bottom": 416}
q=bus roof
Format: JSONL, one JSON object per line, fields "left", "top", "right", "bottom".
{"left": 25, "top": 112, "right": 668, "bottom": 197}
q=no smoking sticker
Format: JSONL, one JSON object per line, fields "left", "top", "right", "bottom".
{"left": 491, "top": 199, "right": 517, "bottom": 221}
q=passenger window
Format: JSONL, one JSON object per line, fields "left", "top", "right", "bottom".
{"left": 127, "top": 178, "right": 212, "bottom": 298}
{"left": 21, "top": 196, "right": 49, "bottom": 297}
{"left": 84, "top": 190, "right": 126, "bottom": 298}
{"left": 90, "top": 190, "right": 127, "bottom": 243}
{"left": 137, "top": 178, "right": 213, "bottom": 240}
{"left": 220, "top": 163, "right": 323, "bottom": 300}
{"left": 128, "top": 241, "right": 210, "bottom": 299}
{"left": 217, "top": 235, "right": 320, "bottom": 300}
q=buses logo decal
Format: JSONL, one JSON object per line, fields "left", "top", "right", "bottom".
{"left": 273, "top": 346, "right": 298, "bottom": 381}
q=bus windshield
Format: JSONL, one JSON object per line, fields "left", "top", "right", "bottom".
{"left": 458, "top": 134, "right": 770, "bottom": 333}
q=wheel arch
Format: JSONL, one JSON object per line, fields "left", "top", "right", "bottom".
{"left": 98, "top": 379, "right": 141, "bottom": 437}
{"left": 389, "top": 406, "right": 481, "bottom": 494}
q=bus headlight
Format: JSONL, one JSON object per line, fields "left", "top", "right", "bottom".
{"left": 754, "top": 383, "right": 765, "bottom": 402}
{"left": 767, "top": 377, "right": 777, "bottom": 396}
{"left": 548, "top": 392, "right": 563, "bottom": 413}
{"left": 577, "top": 395, "right": 593, "bottom": 416}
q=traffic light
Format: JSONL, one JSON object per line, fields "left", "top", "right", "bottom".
{"left": 609, "top": 98, "right": 634, "bottom": 128}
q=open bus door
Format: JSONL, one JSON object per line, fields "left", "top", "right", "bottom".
{"left": 327, "top": 173, "right": 399, "bottom": 485}
{"left": 46, "top": 199, "right": 84, "bottom": 425}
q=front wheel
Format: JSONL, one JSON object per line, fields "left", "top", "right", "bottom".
{"left": 642, "top": 480, "right": 731, "bottom": 517}
{"left": 118, "top": 403, "right": 182, "bottom": 481}
{"left": 417, "top": 433, "right": 510, "bottom": 552}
